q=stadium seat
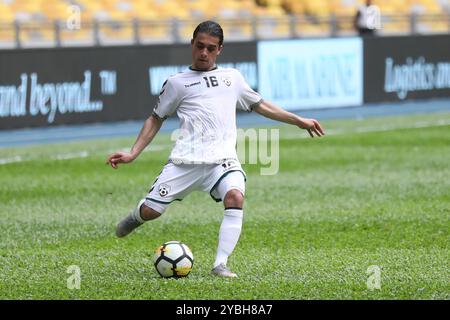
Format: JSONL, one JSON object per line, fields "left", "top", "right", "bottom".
{"left": 0, "top": 3, "right": 15, "bottom": 22}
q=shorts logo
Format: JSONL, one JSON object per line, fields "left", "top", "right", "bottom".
{"left": 158, "top": 184, "right": 171, "bottom": 197}
{"left": 221, "top": 159, "right": 238, "bottom": 171}
{"left": 221, "top": 76, "right": 232, "bottom": 86}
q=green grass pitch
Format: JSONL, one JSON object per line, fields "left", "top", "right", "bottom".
{"left": 0, "top": 111, "right": 449, "bottom": 299}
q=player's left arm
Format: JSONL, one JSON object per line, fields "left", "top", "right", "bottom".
{"left": 253, "top": 100, "right": 325, "bottom": 138}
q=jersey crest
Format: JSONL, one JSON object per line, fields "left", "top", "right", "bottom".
{"left": 221, "top": 76, "right": 232, "bottom": 86}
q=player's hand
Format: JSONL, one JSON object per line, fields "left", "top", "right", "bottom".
{"left": 298, "top": 118, "right": 325, "bottom": 138}
{"left": 106, "top": 151, "right": 134, "bottom": 169}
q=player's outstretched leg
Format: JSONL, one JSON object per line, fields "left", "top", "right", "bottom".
{"left": 116, "top": 199, "right": 161, "bottom": 237}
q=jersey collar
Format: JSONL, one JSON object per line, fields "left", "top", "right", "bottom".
{"left": 189, "top": 65, "right": 218, "bottom": 72}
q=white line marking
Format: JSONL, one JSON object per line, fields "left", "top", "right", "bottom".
{"left": 0, "top": 156, "right": 23, "bottom": 165}
{"left": 53, "top": 151, "right": 90, "bottom": 160}
{"left": 281, "top": 119, "right": 450, "bottom": 140}
{"left": 0, "top": 144, "right": 171, "bottom": 165}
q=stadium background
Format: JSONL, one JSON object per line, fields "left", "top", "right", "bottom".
{"left": 0, "top": 0, "right": 449, "bottom": 301}
{"left": 1, "top": 0, "right": 450, "bottom": 131}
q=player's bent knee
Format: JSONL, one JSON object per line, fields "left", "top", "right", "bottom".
{"left": 223, "top": 189, "right": 244, "bottom": 208}
{"left": 140, "top": 203, "right": 162, "bottom": 221}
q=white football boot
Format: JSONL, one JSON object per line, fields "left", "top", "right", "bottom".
{"left": 115, "top": 213, "right": 143, "bottom": 237}
{"left": 211, "top": 263, "right": 238, "bottom": 278}
{"left": 115, "top": 200, "right": 145, "bottom": 238}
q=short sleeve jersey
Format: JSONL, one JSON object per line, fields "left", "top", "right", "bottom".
{"left": 153, "top": 67, "right": 262, "bottom": 164}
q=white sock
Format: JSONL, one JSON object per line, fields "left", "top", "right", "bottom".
{"left": 213, "top": 208, "right": 243, "bottom": 268}
{"left": 132, "top": 199, "right": 146, "bottom": 223}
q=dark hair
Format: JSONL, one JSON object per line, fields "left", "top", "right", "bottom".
{"left": 193, "top": 21, "right": 224, "bottom": 46}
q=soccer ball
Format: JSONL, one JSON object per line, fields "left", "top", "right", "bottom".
{"left": 153, "top": 241, "right": 194, "bottom": 278}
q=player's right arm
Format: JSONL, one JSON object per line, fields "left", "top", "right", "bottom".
{"left": 107, "top": 115, "right": 163, "bottom": 169}
{"left": 107, "top": 77, "right": 180, "bottom": 169}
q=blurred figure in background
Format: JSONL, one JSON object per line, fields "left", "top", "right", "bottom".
{"left": 354, "top": 0, "right": 378, "bottom": 36}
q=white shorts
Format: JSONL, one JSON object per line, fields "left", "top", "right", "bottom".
{"left": 144, "top": 159, "right": 246, "bottom": 214}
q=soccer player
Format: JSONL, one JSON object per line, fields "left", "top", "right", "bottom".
{"left": 107, "top": 21, "right": 324, "bottom": 278}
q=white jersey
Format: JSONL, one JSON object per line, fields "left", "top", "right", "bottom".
{"left": 153, "top": 66, "right": 262, "bottom": 164}
{"left": 356, "top": 5, "right": 373, "bottom": 29}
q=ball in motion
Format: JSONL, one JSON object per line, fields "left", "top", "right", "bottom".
{"left": 153, "top": 241, "right": 194, "bottom": 278}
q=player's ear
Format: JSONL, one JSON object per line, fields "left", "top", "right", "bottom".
{"left": 190, "top": 39, "right": 194, "bottom": 46}
{"left": 217, "top": 44, "right": 223, "bottom": 55}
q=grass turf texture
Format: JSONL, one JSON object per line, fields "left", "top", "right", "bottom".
{"left": 0, "top": 112, "right": 449, "bottom": 299}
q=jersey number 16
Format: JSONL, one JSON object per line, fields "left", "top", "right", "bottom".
{"left": 203, "top": 76, "right": 219, "bottom": 88}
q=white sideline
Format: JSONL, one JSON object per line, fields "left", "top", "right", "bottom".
{"left": 0, "top": 119, "right": 449, "bottom": 165}
{"left": 0, "top": 145, "right": 169, "bottom": 165}
{"left": 280, "top": 118, "right": 450, "bottom": 140}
